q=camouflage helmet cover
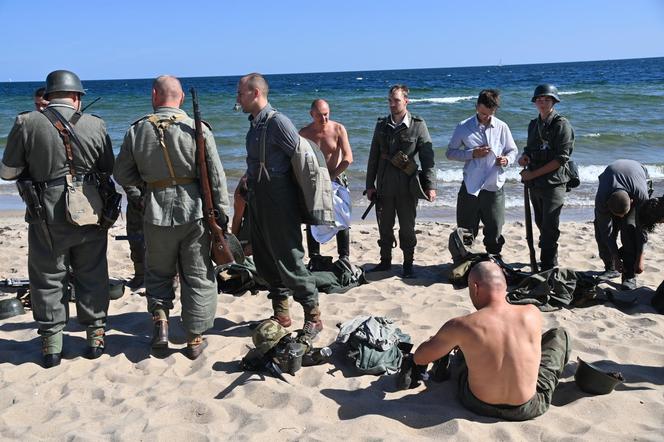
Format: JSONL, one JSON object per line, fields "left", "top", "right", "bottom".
{"left": 252, "top": 319, "right": 290, "bottom": 356}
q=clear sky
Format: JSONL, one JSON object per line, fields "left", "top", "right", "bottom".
{"left": 2, "top": 0, "right": 663, "bottom": 81}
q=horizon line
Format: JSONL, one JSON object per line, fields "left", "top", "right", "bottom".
{"left": 3, "top": 55, "right": 663, "bottom": 84}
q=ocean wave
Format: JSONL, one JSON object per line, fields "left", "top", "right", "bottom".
{"left": 410, "top": 96, "right": 474, "bottom": 104}
{"left": 581, "top": 133, "right": 601, "bottom": 138}
{"left": 436, "top": 164, "right": 664, "bottom": 183}
{"left": 559, "top": 90, "right": 589, "bottom": 95}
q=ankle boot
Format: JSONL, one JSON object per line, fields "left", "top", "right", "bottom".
{"left": 271, "top": 297, "right": 292, "bottom": 327}
{"left": 42, "top": 332, "right": 63, "bottom": 368}
{"left": 184, "top": 334, "right": 208, "bottom": 360}
{"left": 85, "top": 327, "right": 105, "bottom": 359}
{"left": 302, "top": 305, "right": 323, "bottom": 340}
{"left": 151, "top": 308, "right": 169, "bottom": 349}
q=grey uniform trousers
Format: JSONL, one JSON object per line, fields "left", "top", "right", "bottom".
{"left": 529, "top": 184, "right": 566, "bottom": 269}
{"left": 594, "top": 207, "right": 640, "bottom": 279}
{"left": 456, "top": 182, "right": 505, "bottom": 255}
{"left": 28, "top": 223, "right": 109, "bottom": 338}
{"left": 247, "top": 175, "right": 318, "bottom": 308}
{"left": 144, "top": 219, "right": 217, "bottom": 335}
{"left": 376, "top": 192, "right": 418, "bottom": 262}
{"left": 458, "top": 327, "right": 571, "bottom": 421}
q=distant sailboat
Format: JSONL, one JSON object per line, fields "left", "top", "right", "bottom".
{"left": 497, "top": 58, "right": 503, "bottom": 67}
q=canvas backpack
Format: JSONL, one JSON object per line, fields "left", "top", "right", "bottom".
{"left": 259, "top": 111, "right": 335, "bottom": 225}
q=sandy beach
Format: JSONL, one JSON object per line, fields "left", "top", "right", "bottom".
{"left": 1, "top": 213, "right": 663, "bottom": 441}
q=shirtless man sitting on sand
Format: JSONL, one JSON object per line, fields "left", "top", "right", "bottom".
{"left": 300, "top": 99, "right": 353, "bottom": 263}
{"left": 413, "top": 261, "right": 571, "bottom": 421}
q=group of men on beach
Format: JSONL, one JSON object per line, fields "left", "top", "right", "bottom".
{"left": 2, "top": 69, "right": 663, "bottom": 422}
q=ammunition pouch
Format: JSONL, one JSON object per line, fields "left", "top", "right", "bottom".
{"left": 390, "top": 150, "right": 418, "bottom": 176}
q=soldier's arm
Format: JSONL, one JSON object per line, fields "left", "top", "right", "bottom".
{"left": 416, "top": 121, "right": 436, "bottom": 191}
{"left": 330, "top": 123, "right": 353, "bottom": 180}
{"left": 413, "top": 318, "right": 462, "bottom": 366}
{"left": 272, "top": 115, "right": 299, "bottom": 158}
{"left": 203, "top": 126, "right": 230, "bottom": 227}
{"left": 0, "top": 116, "right": 28, "bottom": 180}
{"left": 96, "top": 124, "right": 115, "bottom": 175}
{"left": 113, "top": 128, "right": 143, "bottom": 187}
{"left": 365, "top": 122, "right": 381, "bottom": 192}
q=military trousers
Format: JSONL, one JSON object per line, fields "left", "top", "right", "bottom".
{"left": 594, "top": 208, "right": 641, "bottom": 279}
{"left": 247, "top": 175, "right": 318, "bottom": 308}
{"left": 529, "top": 184, "right": 566, "bottom": 269}
{"left": 126, "top": 196, "right": 144, "bottom": 274}
{"left": 458, "top": 327, "right": 571, "bottom": 421}
{"left": 144, "top": 219, "right": 217, "bottom": 335}
{"left": 28, "top": 222, "right": 109, "bottom": 338}
{"left": 456, "top": 182, "right": 505, "bottom": 255}
{"left": 376, "top": 192, "right": 418, "bottom": 262}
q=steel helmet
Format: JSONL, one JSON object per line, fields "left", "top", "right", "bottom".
{"left": 574, "top": 357, "right": 624, "bottom": 395}
{"left": 0, "top": 298, "right": 26, "bottom": 320}
{"left": 252, "top": 319, "right": 290, "bottom": 356}
{"left": 531, "top": 84, "right": 560, "bottom": 103}
{"left": 44, "top": 70, "right": 86, "bottom": 98}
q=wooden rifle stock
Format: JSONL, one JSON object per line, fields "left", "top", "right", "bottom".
{"left": 191, "top": 88, "right": 234, "bottom": 265}
{"left": 523, "top": 183, "right": 539, "bottom": 273}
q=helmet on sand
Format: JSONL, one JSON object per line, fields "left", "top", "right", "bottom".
{"left": 252, "top": 319, "right": 290, "bottom": 356}
{"left": 0, "top": 298, "right": 26, "bottom": 320}
{"left": 531, "top": 84, "right": 560, "bottom": 103}
{"left": 44, "top": 70, "right": 86, "bottom": 98}
{"left": 574, "top": 357, "right": 624, "bottom": 395}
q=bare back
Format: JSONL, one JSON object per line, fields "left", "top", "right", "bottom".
{"left": 457, "top": 303, "right": 542, "bottom": 405}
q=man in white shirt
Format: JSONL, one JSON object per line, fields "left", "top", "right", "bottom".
{"left": 446, "top": 89, "right": 517, "bottom": 255}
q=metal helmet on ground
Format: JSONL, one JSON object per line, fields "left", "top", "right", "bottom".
{"left": 0, "top": 298, "right": 26, "bottom": 320}
{"left": 531, "top": 84, "right": 560, "bottom": 103}
{"left": 574, "top": 357, "right": 624, "bottom": 395}
{"left": 252, "top": 319, "right": 290, "bottom": 356}
{"left": 44, "top": 70, "right": 86, "bottom": 98}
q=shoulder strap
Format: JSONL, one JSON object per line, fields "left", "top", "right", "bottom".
{"left": 146, "top": 114, "right": 186, "bottom": 182}
{"left": 258, "top": 111, "right": 278, "bottom": 182}
{"left": 41, "top": 108, "right": 77, "bottom": 176}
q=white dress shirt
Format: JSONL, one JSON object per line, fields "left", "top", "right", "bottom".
{"left": 446, "top": 114, "right": 518, "bottom": 196}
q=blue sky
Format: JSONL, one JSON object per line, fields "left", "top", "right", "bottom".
{"left": 1, "top": 0, "right": 663, "bottom": 81}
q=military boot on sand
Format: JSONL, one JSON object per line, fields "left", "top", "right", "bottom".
{"left": 302, "top": 305, "right": 323, "bottom": 341}
{"left": 184, "top": 334, "right": 208, "bottom": 360}
{"left": 85, "top": 327, "right": 105, "bottom": 359}
{"left": 270, "top": 297, "right": 292, "bottom": 328}
{"left": 151, "top": 308, "right": 169, "bottom": 349}
{"left": 42, "top": 332, "right": 63, "bottom": 368}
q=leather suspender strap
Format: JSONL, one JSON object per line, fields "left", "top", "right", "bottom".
{"left": 41, "top": 108, "right": 77, "bottom": 176}
{"left": 146, "top": 114, "right": 193, "bottom": 188}
{"left": 258, "top": 111, "right": 277, "bottom": 182}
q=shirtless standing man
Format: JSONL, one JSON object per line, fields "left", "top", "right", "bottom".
{"left": 299, "top": 99, "right": 354, "bottom": 264}
{"left": 413, "top": 261, "right": 571, "bottom": 421}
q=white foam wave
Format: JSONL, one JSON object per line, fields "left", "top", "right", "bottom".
{"left": 410, "top": 96, "right": 474, "bottom": 105}
{"left": 559, "top": 90, "right": 589, "bottom": 95}
{"left": 582, "top": 133, "right": 601, "bottom": 138}
{"left": 356, "top": 77, "right": 363, "bottom": 80}
{"left": 436, "top": 164, "right": 664, "bottom": 184}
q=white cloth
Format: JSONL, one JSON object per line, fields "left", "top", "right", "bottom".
{"left": 311, "top": 181, "right": 351, "bottom": 243}
{"left": 446, "top": 114, "right": 518, "bottom": 196}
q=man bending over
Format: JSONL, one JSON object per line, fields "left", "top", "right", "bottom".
{"left": 413, "top": 261, "right": 571, "bottom": 421}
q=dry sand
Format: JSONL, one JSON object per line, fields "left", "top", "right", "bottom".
{"left": 1, "top": 213, "right": 663, "bottom": 441}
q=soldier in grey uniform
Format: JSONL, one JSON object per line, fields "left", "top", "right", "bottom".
{"left": 519, "top": 84, "right": 575, "bottom": 271}
{"left": 235, "top": 73, "right": 323, "bottom": 339}
{"left": 114, "top": 75, "right": 230, "bottom": 359}
{"left": 1, "top": 70, "right": 113, "bottom": 368}
{"left": 365, "top": 84, "right": 436, "bottom": 278}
